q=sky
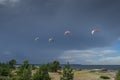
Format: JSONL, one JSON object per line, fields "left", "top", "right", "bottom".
{"left": 0, "top": 0, "right": 120, "bottom": 64}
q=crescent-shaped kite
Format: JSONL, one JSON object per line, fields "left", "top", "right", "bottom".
{"left": 91, "top": 29, "right": 99, "bottom": 35}
{"left": 34, "top": 37, "right": 39, "bottom": 41}
{"left": 64, "top": 30, "right": 71, "bottom": 36}
{"left": 48, "top": 38, "right": 54, "bottom": 42}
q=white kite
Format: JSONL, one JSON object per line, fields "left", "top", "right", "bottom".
{"left": 48, "top": 38, "right": 54, "bottom": 42}
{"left": 91, "top": 29, "right": 99, "bottom": 35}
{"left": 64, "top": 30, "right": 71, "bottom": 36}
{"left": 34, "top": 37, "right": 39, "bottom": 41}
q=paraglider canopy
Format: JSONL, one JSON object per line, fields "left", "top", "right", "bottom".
{"left": 34, "top": 37, "right": 39, "bottom": 41}
{"left": 64, "top": 30, "right": 71, "bottom": 36}
{"left": 91, "top": 29, "right": 99, "bottom": 35}
{"left": 48, "top": 38, "right": 54, "bottom": 42}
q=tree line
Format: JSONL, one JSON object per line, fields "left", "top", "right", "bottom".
{"left": 0, "top": 59, "right": 74, "bottom": 80}
{"left": 1, "top": 59, "right": 120, "bottom": 80}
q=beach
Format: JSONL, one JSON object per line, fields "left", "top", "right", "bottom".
{"left": 49, "top": 70, "right": 116, "bottom": 80}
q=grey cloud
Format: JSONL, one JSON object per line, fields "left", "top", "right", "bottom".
{"left": 0, "top": 0, "right": 120, "bottom": 63}
{"left": 87, "top": 56, "right": 120, "bottom": 65}
{"left": 0, "top": 0, "right": 20, "bottom": 7}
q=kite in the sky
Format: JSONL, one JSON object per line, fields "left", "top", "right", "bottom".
{"left": 48, "top": 38, "right": 54, "bottom": 42}
{"left": 64, "top": 30, "right": 71, "bottom": 36}
{"left": 34, "top": 37, "right": 39, "bottom": 41}
{"left": 91, "top": 29, "right": 99, "bottom": 35}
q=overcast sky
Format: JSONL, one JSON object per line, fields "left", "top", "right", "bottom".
{"left": 0, "top": 0, "right": 120, "bottom": 64}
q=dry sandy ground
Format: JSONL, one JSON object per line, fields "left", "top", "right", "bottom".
{"left": 49, "top": 70, "right": 116, "bottom": 80}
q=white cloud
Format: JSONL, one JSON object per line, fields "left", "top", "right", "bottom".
{"left": 0, "top": 0, "right": 6, "bottom": 5}
{"left": 63, "top": 49, "right": 116, "bottom": 54}
{"left": 59, "top": 49, "right": 118, "bottom": 64}
{"left": 0, "top": 0, "right": 20, "bottom": 6}
{"left": 61, "top": 49, "right": 116, "bottom": 58}
{"left": 88, "top": 56, "right": 120, "bottom": 65}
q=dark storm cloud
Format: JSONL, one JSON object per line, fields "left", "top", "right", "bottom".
{"left": 0, "top": 0, "right": 120, "bottom": 63}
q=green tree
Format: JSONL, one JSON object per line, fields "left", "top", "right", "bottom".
{"left": 0, "top": 62, "right": 11, "bottom": 76}
{"left": 32, "top": 64, "right": 51, "bottom": 80}
{"left": 115, "top": 70, "right": 120, "bottom": 80}
{"left": 21, "top": 67, "right": 31, "bottom": 80}
{"left": 52, "top": 60, "right": 60, "bottom": 72}
{"left": 21, "top": 60, "right": 29, "bottom": 69}
{"left": 60, "top": 62, "right": 74, "bottom": 80}
{"left": 16, "top": 60, "right": 32, "bottom": 80}
{"left": 47, "top": 60, "right": 60, "bottom": 72}
{"left": 31, "top": 64, "right": 36, "bottom": 70}
{"left": 8, "top": 59, "right": 17, "bottom": 69}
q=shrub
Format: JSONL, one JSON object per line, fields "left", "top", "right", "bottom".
{"left": 100, "top": 75, "right": 110, "bottom": 79}
{"left": 0, "top": 76, "right": 11, "bottom": 80}
{"left": 101, "top": 68, "right": 108, "bottom": 72}
{"left": 16, "top": 60, "right": 32, "bottom": 80}
{"left": 115, "top": 70, "right": 120, "bottom": 80}
{"left": 52, "top": 60, "right": 60, "bottom": 72}
{"left": 32, "top": 64, "right": 51, "bottom": 80}
{"left": 21, "top": 60, "right": 29, "bottom": 69}
{"left": 47, "top": 60, "right": 60, "bottom": 72}
{"left": 60, "top": 62, "right": 74, "bottom": 80}
{"left": 8, "top": 59, "right": 17, "bottom": 69}
{"left": 0, "top": 63, "right": 11, "bottom": 76}
{"left": 31, "top": 64, "right": 36, "bottom": 70}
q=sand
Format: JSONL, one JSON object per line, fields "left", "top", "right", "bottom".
{"left": 49, "top": 70, "right": 116, "bottom": 80}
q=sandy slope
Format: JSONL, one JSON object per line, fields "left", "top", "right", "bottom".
{"left": 49, "top": 70, "right": 116, "bottom": 80}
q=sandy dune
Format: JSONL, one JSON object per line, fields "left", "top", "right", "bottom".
{"left": 49, "top": 70, "right": 116, "bottom": 80}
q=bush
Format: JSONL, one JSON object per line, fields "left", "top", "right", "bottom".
{"left": 0, "top": 63, "right": 11, "bottom": 76}
{"left": 101, "top": 68, "right": 108, "bottom": 72}
{"left": 16, "top": 60, "right": 32, "bottom": 80}
{"left": 60, "top": 62, "right": 74, "bottom": 80}
{"left": 8, "top": 59, "right": 16, "bottom": 69}
{"left": 21, "top": 60, "right": 29, "bottom": 69}
{"left": 100, "top": 75, "right": 110, "bottom": 79}
{"left": 11, "top": 76, "right": 21, "bottom": 80}
{"left": 31, "top": 64, "right": 36, "bottom": 70}
{"left": 115, "top": 70, "right": 120, "bottom": 80}
{"left": 47, "top": 60, "right": 60, "bottom": 72}
{"left": 32, "top": 64, "right": 51, "bottom": 80}
{"left": 0, "top": 76, "right": 11, "bottom": 80}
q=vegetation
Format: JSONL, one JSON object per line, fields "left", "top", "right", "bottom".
{"left": 47, "top": 60, "right": 60, "bottom": 72}
{"left": 60, "top": 62, "right": 74, "bottom": 80}
{"left": 100, "top": 75, "right": 110, "bottom": 79}
{"left": 1, "top": 59, "right": 117, "bottom": 80}
{"left": 31, "top": 64, "right": 36, "bottom": 70}
{"left": 115, "top": 70, "right": 120, "bottom": 80}
{"left": 8, "top": 59, "right": 16, "bottom": 69}
{"left": 32, "top": 64, "right": 51, "bottom": 80}
{"left": 0, "top": 63, "right": 11, "bottom": 76}
{"left": 0, "top": 60, "right": 17, "bottom": 80}
{"left": 0, "top": 59, "right": 62, "bottom": 80}
{"left": 12, "top": 60, "right": 32, "bottom": 80}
